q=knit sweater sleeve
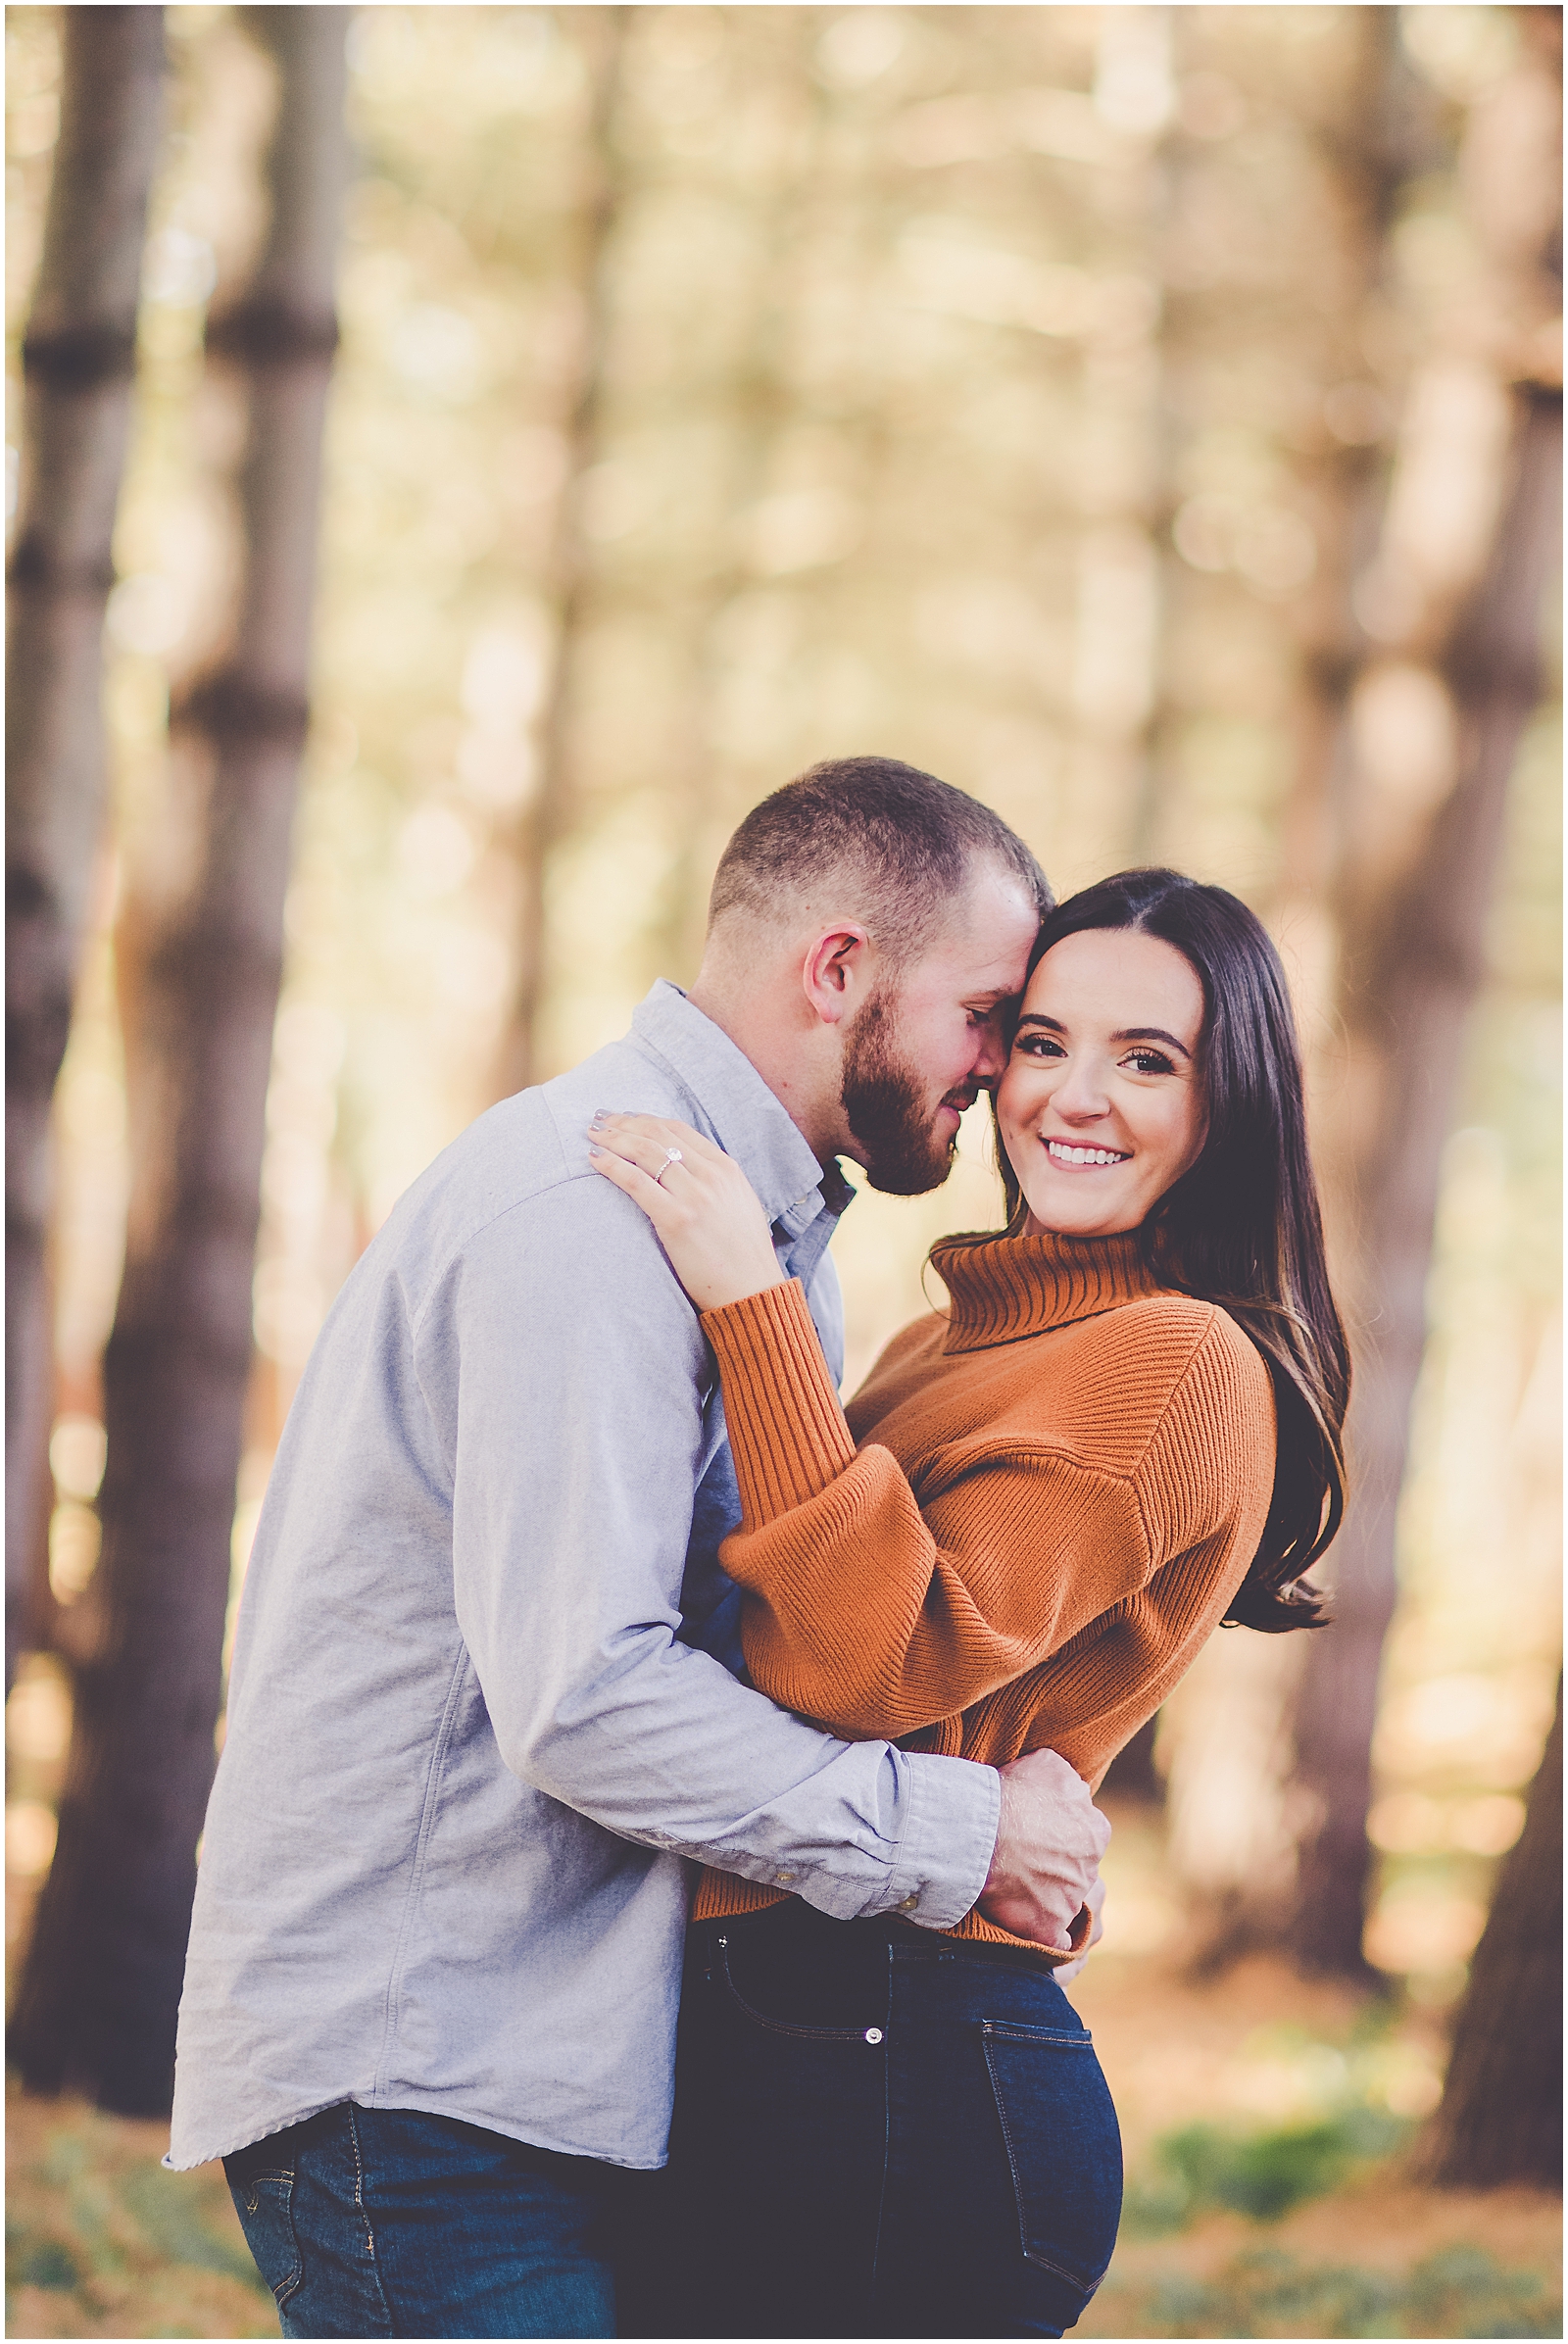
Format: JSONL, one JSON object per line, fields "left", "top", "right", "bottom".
{"left": 993, "top": 1323, "right": 1276, "bottom": 1787}
{"left": 704, "top": 1281, "right": 1159, "bottom": 1739}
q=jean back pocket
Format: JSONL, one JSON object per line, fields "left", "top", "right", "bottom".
{"left": 224, "top": 2163, "right": 303, "bottom": 2310}
{"left": 981, "top": 2019, "right": 1123, "bottom": 2292}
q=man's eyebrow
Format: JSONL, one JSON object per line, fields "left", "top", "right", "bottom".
{"left": 1015, "top": 1012, "right": 1193, "bottom": 1061}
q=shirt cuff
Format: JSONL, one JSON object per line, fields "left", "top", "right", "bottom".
{"left": 863, "top": 1749, "right": 1001, "bottom": 1930}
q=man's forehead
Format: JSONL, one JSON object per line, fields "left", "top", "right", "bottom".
{"left": 927, "top": 864, "right": 1041, "bottom": 970}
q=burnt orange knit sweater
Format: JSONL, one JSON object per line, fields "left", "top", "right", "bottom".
{"left": 689, "top": 1227, "right": 1276, "bottom": 1960}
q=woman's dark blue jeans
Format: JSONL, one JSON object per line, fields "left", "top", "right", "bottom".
{"left": 628, "top": 1900, "right": 1122, "bottom": 2340}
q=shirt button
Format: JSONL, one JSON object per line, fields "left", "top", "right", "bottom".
{"left": 776, "top": 1871, "right": 794, "bottom": 1883}
{"left": 898, "top": 1893, "right": 918, "bottom": 1911}
{"left": 864, "top": 2027, "right": 883, "bottom": 2044}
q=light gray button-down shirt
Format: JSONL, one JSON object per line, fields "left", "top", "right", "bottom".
{"left": 169, "top": 983, "right": 1000, "bottom": 2173}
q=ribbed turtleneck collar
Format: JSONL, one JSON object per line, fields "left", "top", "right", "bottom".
{"left": 928, "top": 1227, "right": 1165, "bottom": 1353}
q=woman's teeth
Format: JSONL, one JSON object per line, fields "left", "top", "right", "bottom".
{"left": 1045, "top": 1140, "right": 1129, "bottom": 1167}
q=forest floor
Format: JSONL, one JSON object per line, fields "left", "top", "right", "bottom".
{"left": 6, "top": 1804, "right": 1560, "bottom": 2340}
{"left": 1069, "top": 1950, "right": 1560, "bottom": 2339}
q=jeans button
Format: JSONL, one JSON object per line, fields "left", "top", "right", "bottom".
{"left": 864, "top": 2027, "right": 883, "bottom": 2044}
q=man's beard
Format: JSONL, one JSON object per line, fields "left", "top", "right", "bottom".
{"left": 841, "top": 990, "right": 960, "bottom": 1196}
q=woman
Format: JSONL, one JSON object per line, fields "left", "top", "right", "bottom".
{"left": 589, "top": 868, "right": 1348, "bottom": 2340}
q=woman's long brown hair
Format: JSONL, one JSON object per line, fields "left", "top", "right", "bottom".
{"left": 974, "top": 867, "right": 1350, "bottom": 1632}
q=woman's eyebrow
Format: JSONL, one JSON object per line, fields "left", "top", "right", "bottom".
{"left": 1112, "top": 1025, "right": 1192, "bottom": 1058}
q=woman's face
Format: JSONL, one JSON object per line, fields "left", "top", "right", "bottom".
{"left": 996, "top": 927, "right": 1207, "bottom": 1240}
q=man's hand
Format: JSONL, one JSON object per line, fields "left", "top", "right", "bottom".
{"left": 977, "top": 1748, "right": 1109, "bottom": 1950}
{"left": 1051, "top": 1873, "right": 1106, "bottom": 1984}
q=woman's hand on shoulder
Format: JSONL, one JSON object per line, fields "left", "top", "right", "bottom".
{"left": 588, "top": 1111, "right": 788, "bottom": 1314}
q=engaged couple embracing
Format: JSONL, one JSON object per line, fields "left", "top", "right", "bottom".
{"left": 171, "top": 756, "right": 1348, "bottom": 2340}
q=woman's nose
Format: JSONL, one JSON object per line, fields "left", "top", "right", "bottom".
{"left": 1052, "top": 1060, "right": 1111, "bottom": 1119}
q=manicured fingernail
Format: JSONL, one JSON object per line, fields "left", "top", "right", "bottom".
{"left": 588, "top": 1145, "right": 603, "bottom": 1156}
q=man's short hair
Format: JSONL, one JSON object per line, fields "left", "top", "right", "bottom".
{"left": 708, "top": 756, "right": 1052, "bottom": 965}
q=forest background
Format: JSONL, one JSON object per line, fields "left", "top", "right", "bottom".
{"left": 4, "top": 5, "right": 1561, "bottom": 2338}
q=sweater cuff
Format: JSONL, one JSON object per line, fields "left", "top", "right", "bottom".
{"left": 701, "top": 1280, "right": 858, "bottom": 1529}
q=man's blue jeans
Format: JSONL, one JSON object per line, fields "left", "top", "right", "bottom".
{"left": 223, "top": 2104, "right": 622, "bottom": 2338}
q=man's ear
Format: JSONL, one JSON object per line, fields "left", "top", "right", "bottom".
{"left": 802, "top": 926, "right": 872, "bottom": 1027}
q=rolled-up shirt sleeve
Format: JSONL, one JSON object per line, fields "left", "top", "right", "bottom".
{"left": 416, "top": 1172, "right": 1000, "bottom": 1929}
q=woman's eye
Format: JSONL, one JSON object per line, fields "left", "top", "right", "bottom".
{"left": 1015, "top": 1034, "right": 1065, "bottom": 1059}
{"left": 1124, "top": 1050, "right": 1175, "bottom": 1076}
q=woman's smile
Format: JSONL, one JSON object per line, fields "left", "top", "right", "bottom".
{"left": 1039, "top": 1139, "right": 1131, "bottom": 1169}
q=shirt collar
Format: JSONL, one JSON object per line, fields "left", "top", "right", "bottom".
{"left": 629, "top": 980, "right": 854, "bottom": 1239}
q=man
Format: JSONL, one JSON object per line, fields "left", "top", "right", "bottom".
{"left": 172, "top": 756, "right": 1108, "bottom": 2338}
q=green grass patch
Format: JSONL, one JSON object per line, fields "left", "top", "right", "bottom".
{"left": 1119, "top": 2243, "right": 1561, "bottom": 2338}
{"left": 5, "top": 2087, "right": 275, "bottom": 2341}
{"left": 1124, "top": 2106, "right": 1411, "bottom": 2232}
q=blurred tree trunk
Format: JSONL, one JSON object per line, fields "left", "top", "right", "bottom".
{"left": 645, "top": 24, "right": 818, "bottom": 992}
{"left": 495, "top": 6, "right": 628, "bottom": 1098}
{"left": 1290, "top": 380, "right": 1562, "bottom": 1977}
{"left": 1287, "top": 15, "right": 1563, "bottom": 1976}
{"left": 1419, "top": 1675, "right": 1561, "bottom": 2186}
{"left": 11, "top": 7, "right": 349, "bottom": 2118}
{"left": 1274, "top": 5, "right": 1431, "bottom": 932}
{"left": 5, "top": 8, "right": 166, "bottom": 1694}
{"left": 1157, "top": 11, "right": 1426, "bottom": 1960}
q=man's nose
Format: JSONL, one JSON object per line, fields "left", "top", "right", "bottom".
{"left": 969, "top": 1017, "right": 1010, "bottom": 1081}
